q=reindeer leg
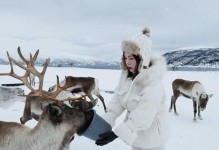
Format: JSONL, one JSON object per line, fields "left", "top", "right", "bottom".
{"left": 173, "top": 93, "right": 180, "bottom": 116}
{"left": 193, "top": 100, "right": 197, "bottom": 122}
{"left": 173, "top": 100, "right": 179, "bottom": 116}
{"left": 198, "top": 106, "right": 203, "bottom": 120}
{"left": 169, "top": 96, "right": 174, "bottom": 112}
{"left": 31, "top": 79, "right": 34, "bottom": 86}
{"left": 33, "top": 78, "right": 35, "bottom": 87}
{"left": 87, "top": 94, "right": 107, "bottom": 112}
{"left": 98, "top": 95, "right": 107, "bottom": 113}
{"left": 170, "top": 90, "right": 180, "bottom": 115}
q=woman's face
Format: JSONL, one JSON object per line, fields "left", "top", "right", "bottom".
{"left": 124, "top": 51, "right": 137, "bottom": 73}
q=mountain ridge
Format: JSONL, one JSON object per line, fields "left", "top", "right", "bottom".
{"left": 163, "top": 48, "right": 219, "bottom": 67}
{"left": 1, "top": 48, "right": 219, "bottom": 70}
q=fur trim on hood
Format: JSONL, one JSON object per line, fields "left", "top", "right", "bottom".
{"left": 121, "top": 40, "right": 140, "bottom": 55}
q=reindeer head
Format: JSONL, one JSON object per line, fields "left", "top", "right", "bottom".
{"left": 199, "top": 92, "right": 213, "bottom": 111}
{"left": 40, "top": 101, "right": 94, "bottom": 134}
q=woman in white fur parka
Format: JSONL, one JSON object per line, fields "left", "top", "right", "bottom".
{"left": 95, "top": 27, "right": 170, "bottom": 150}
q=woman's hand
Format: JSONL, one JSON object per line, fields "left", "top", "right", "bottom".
{"left": 95, "top": 131, "right": 118, "bottom": 146}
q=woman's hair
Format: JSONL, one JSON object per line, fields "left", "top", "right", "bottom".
{"left": 123, "top": 52, "right": 141, "bottom": 80}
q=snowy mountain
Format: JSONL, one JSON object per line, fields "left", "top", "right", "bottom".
{"left": 1, "top": 47, "right": 219, "bottom": 70}
{"left": 163, "top": 48, "right": 219, "bottom": 68}
{"left": 0, "top": 56, "right": 120, "bottom": 70}
{"left": 50, "top": 58, "right": 119, "bottom": 69}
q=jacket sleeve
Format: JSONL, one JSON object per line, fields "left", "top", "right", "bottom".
{"left": 114, "top": 83, "right": 165, "bottom": 145}
{"left": 102, "top": 87, "right": 125, "bottom": 127}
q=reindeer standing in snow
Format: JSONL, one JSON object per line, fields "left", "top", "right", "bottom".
{"left": 48, "top": 76, "right": 107, "bottom": 112}
{"left": 169, "top": 79, "right": 213, "bottom": 121}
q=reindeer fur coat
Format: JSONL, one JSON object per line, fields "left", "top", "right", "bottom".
{"left": 103, "top": 54, "right": 170, "bottom": 148}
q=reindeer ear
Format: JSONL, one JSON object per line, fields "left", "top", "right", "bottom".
{"left": 48, "top": 103, "right": 63, "bottom": 125}
{"left": 208, "top": 94, "right": 214, "bottom": 98}
{"left": 48, "top": 104, "right": 63, "bottom": 117}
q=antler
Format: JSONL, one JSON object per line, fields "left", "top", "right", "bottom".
{"left": 52, "top": 75, "right": 76, "bottom": 98}
{"left": 0, "top": 47, "right": 49, "bottom": 95}
{"left": 0, "top": 47, "right": 94, "bottom": 109}
{"left": 44, "top": 94, "right": 86, "bottom": 105}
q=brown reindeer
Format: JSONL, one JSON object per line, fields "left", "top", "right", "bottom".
{"left": 0, "top": 98, "right": 96, "bottom": 150}
{"left": 48, "top": 76, "right": 107, "bottom": 112}
{"left": 169, "top": 79, "right": 213, "bottom": 121}
{"left": 0, "top": 47, "right": 96, "bottom": 124}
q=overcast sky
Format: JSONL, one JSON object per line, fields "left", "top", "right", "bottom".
{"left": 0, "top": 0, "right": 218, "bottom": 61}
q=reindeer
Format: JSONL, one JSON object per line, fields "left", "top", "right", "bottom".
{"left": 169, "top": 78, "right": 213, "bottom": 121}
{"left": 0, "top": 98, "right": 96, "bottom": 150}
{"left": 0, "top": 47, "right": 98, "bottom": 124}
{"left": 48, "top": 76, "right": 107, "bottom": 112}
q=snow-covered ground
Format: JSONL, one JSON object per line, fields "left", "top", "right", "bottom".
{"left": 0, "top": 65, "right": 219, "bottom": 150}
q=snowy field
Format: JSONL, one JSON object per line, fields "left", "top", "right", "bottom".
{"left": 0, "top": 65, "right": 219, "bottom": 150}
